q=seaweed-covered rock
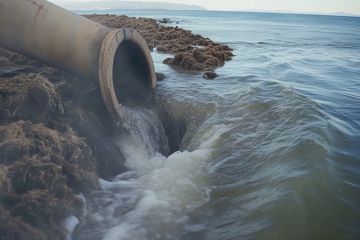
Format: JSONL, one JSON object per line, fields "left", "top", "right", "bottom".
{"left": 0, "top": 74, "right": 63, "bottom": 124}
{"left": 85, "top": 14, "right": 234, "bottom": 76}
{"left": 0, "top": 50, "right": 119, "bottom": 240}
{"left": 203, "top": 71, "right": 219, "bottom": 80}
{"left": 156, "top": 72, "right": 166, "bottom": 81}
{"left": 9, "top": 159, "right": 65, "bottom": 194}
{"left": 6, "top": 189, "right": 83, "bottom": 240}
{"left": 0, "top": 121, "right": 99, "bottom": 239}
{"left": 64, "top": 106, "right": 126, "bottom": 178}
{"left": 0, "top": 206, "right": 47, "bottom": 240}
{"left": 0, "top": 121, "right": 95, "bottom": 171}
{"left": 0, "top": 165, "right": 11, "bottom": 193}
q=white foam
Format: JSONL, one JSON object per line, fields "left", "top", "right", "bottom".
{"left": 117, "top": 134, "right": 167, "bottom": 175}
{"left": 63, "top": 215, "right": 79, "bottom": 240}
{"left": 102, "top": 190, "right": 170, "bottom": 240}
{"left": 99, "top": 124, "right": 230, "bottom": 239}
{"left": 99, "top": 178, "right": 137, "bottom": 190}
{"left": 75, "top": 193, "right": 87, "bottom": 217}
{"left": 80, "top": 107, "right": 231, "bottom": 240}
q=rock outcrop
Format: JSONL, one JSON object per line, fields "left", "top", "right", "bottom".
{"left": 86, "top": 14, "right": 234, "bottom": 78}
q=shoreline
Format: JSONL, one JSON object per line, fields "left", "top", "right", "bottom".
{"left": 85, "top": 14, "right": 234, "bottom": 78}
{"left": 0, "top": 14, "right": 233, "bottom": 239}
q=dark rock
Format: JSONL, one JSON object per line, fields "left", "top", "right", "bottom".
{"left": 156, "top": 72, "right": 166, "bottom": 81}
{"left": 147, "top": 42, "right": 154, "bottom": 51}
{"left": 203, "top": 71, "right": 218, "bottom": 79}
{"left": 0, "top": 206, "right": 47, "bottom": 240}
{"left": 159, "top": 18, "right": 170, "bottom": 24}
{"left": 163, "top": 57, "right": 173, "bottom": 64}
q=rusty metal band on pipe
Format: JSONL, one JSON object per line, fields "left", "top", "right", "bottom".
{"left": 0, "top": 0, "right": 157, "bottom": 120}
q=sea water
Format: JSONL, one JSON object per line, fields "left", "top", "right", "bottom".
{"left": 74, "top": 10, "right": 360, "bottom": 240}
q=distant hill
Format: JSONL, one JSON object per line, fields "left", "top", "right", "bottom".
{"left": 52, "top": 0, "right": 206, "bottom": 10}
{"left": 329, "top": 12, "right": 359, "bottom": 17}
{"left": 241, "top": 9, "right": 359, "bottom": 17}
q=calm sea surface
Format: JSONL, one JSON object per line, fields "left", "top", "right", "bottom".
{"left": 74, "top": 10, "right": 360, "bottom": 240}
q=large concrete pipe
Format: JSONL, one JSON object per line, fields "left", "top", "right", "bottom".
{"left": 0, "top": 0, "right": 156, "bottom": 120}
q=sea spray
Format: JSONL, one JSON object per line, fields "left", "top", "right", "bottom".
{"left": 120, "top": 106, "right": 170, "bottom": 156}
{"left": 75, "top": 106, "right": 230, "bottom": 240}
{"left": 63, "top": 215, "right": 80, "bottom": 240}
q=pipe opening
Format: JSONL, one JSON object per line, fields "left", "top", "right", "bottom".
{"left": 99, "top": 29, "right": 156, "bottom": 120}
{"left": 113, "top": 40, "right": 152, "bottom": 107}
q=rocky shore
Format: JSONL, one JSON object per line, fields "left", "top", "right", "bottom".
{"left": 86, "top": 14, "right": 234, "bottom": 78}
{"left": 0, "top": 14, "right": 233, "bottom": 239}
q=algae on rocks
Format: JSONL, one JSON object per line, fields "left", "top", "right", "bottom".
{"left": 0, "top": 47, "right": 125, "bottom": 239}
{"left": 0, "top": 14, "right": 234, "bottom": 239}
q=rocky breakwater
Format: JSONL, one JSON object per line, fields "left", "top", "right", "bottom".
{"left": 86, "top": 14, "right": 234, "bottom": 79}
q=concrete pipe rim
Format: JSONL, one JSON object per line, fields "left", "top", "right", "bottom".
{"left": 98, "top": 28, "right": 156, "bottom": 121}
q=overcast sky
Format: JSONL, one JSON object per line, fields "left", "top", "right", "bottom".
{"left": 51, "top": 0, "right": 360, "bottom": 15}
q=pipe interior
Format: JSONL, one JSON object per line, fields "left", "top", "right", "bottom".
{"left": 113, "top": 40, "right": 152, "bottom": 106}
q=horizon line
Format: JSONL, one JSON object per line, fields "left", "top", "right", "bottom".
{"left": 72, "top": 8, "right": 360, "bottom": 18}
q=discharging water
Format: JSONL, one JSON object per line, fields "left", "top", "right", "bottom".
{"left": 74, "top": 10, "right": 360, "bottom": 240}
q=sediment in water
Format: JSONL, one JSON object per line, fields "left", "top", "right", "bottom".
{"left": 0, "top": 14, "right": 232, "bottom": 239}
